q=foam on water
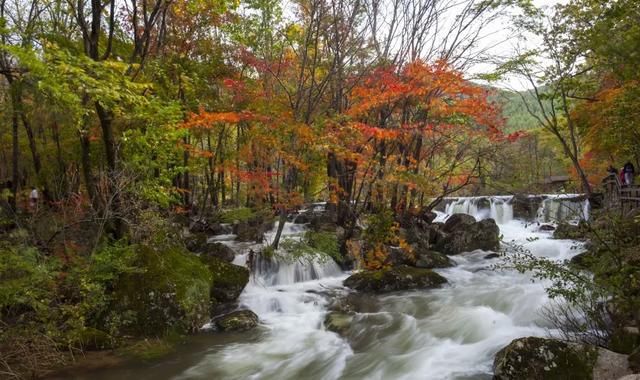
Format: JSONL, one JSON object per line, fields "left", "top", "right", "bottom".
{"left": 171, "top": 196, "right": 587, "bottom": 379}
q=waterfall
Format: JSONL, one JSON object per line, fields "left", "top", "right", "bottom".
{"left": 535, "top": 194, "right": 590, "bottom": 223}
{"left": 443, "top": 196, "right": 515, "bottom": 224}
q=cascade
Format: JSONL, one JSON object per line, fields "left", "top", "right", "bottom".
{"left": 85, "top": 194, "right": 587, "bottom": 380}
{"left": 535, "top": 194, "right": 590, "bottom": 223}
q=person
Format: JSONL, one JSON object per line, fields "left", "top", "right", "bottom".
{"left": 29, "top": 186, "right": 39, "bottom": 210}
{"left": 624, "top": 161, "right": 636, "bottom": 186}
{"left": 620, "top": 166, "right": 627, "bottom": 185}
{"left": 607, "top": 165, "right": 618, "bottom": 177}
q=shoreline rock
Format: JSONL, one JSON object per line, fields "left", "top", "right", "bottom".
{"left": 343, "top": 265, "right": 447, "bottom": 293}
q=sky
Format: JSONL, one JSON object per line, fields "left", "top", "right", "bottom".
{"left": 468, "top": 0, "right": 565, "bottom": 91}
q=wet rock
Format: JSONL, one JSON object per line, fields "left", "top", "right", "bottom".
{"left": 185, "top": 233, "right": 208, "bottom": 253}
{"left": 539, "top": 224, "right": 556, "bottom": 231}
{"left": 294, "top": 211, "right": 312, "bottom": 224}
{"left": 628, "top": 345, "right": 640, "bottom": 373}
{"left": 324, "top": 312, "right": 353, "bottom": 335}
{"left": 419, "top": 209, "right": 437, "bottom": 224}
{"left": 437, "top": 218, "right": 500, "bottom": 255}
{"left": 202, "top": 242, "right": 236, "bottom": 262}
{"left": 443, "top": 213, "right": 477, "bottom": 233}
{"left": 484, "top": 253, "right": 500, "bottom": 259}
{"left": 200, "top": 256, "right": 249, "bottom": 303}
{"left": 209, "top": 223, "right": 233, "bottom": 236}
{"left": 388, "top": 246, "right": 415, "bottom": 266}
{"left": 414, "top": 249, "right": 454, "bottom": 269}
{"left": 214, "top": 310, "right": 259, "bottom": 332}
{"left": 553, "top": 222, "right": 588, "bottom": 240}
{"left": 511, "top": 194, "right": 544, "bottom": 221}
{"left": 343, "top": 265, "right": 447, "bottom": 293}
{"left": 492, "top": 336, "right": 630, "bottom": 380}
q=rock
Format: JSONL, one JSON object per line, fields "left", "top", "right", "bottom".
{"left": 209, "top": 223, "right": 232, "bottom": 235}
{"left": 418, "top": 209, "right": 437, "bottom": 224}
{"left": 200, "top": 255, "right": 249, "bottom": 303}
{"left": 214, "top": 310, "right": 259, "bottom": 331}
{"left": 610, "top": 327, "right": 640, "bottom": 355}
{"left": 185, "top": 233, "right": 208, "bottom": 253}
{"left": 388, "top": 246, "right": 415, "bottom": 266}
{"left": 539, "top": 224, "right": 556, "bottom": 231}
{"left": 309, "top": 212, "right": 337, "bottom": 232}
{"left": 569, "top": 250, "right": 597, "bottom": 270}
{"left": 232, "top": 210, "right": 275, "bottom": 242}
{"left": 443, "top": 213, "right": 477, "bottom": 233}
{"left": 593, "top": 347, "right": 632, "bottom": 380}
{"left": 493, "top": 337, "right": 598, "bottom": 380}
{"left": 618, "top": 375, "right": 640, "bottom": 380}
{"left": 202, "top": 242, "right": 236, "bottom": 262}
{"left": 437, "top": 218, "right": 500, "bottom": 255}
{"left": 414, "top": 250, "right": 454, "bottom": 269}
{"left": 511, "top": 195, "right": 544, "bottom": 221}
{"left": 294, "top": 211, "right": 312, "bottom": 224}
{"left": 324, "top": 312, "right": 353, "bottom": 335}
{"left": 112, "top": 245, "right": 213, "bottom": 335}
{"left": 343, "top": 265, "right": 447, "bottom": 293}
{"left": 628, "top": 346, "right": 640, "bottom": 373}
{"left": 553, "top": 222, "right": 588, "bottom": 240}
{"left": 484, "top": 253, "right": 500, "bottom": 259}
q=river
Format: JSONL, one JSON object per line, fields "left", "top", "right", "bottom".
{"left": 63, "top": 195, "right": 588, "bottom": 380}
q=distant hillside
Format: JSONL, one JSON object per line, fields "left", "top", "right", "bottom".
{"left": 492, "top": 88, "right": 550, "bottom": 132}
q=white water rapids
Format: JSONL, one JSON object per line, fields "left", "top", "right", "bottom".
{"left": 74, "top": 195, "right": 589, "bottom": 380}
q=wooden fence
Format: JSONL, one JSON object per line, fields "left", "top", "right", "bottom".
{"left": 602, "top": 174, "right": 640, "bottom": 215}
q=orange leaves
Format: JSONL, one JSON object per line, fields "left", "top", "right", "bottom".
{"left": 181, "top": 109, "right": 254, "bottom": 130}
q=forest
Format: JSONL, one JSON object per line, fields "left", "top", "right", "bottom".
{"left": 1, "top": 0, "right": 639, "bottom": 378}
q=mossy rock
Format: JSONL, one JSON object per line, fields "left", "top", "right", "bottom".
{"left": 112, "top": 245, "right": 213, "bottom": 336}
{"left": 493, "top": 337, "right": 598, "bottom": 380}
{"left": 200, "top": 255, "right": 249, "bottom": 303}
{"left": 324, "top": 312, "right": 353, "bottom": 335}
{"left": 414, "top": 250, "right": 454, "bottom": 269}
{"left": 343, "top": 265, "right": 447, "bottom": 293}
{"left": 553, "top": 222, "right": 588, "bottom": 240}
{"left": 214, "top": 309, "right": 259, "bottom": 331}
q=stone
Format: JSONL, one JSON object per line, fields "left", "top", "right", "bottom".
{"left": 112, "top": 245, "right": 213, "bottom": 335}
{"left": 214, "top": 310, "right": 259, "bottom": 332}
{"left": 437, "top": 218, "right": 500, "bottom": 255}
{"left": 628, "top": 345, "right": 640, "bottom": 373}
{"left": 443, "top": 213, "right": 477, "bottom": 233}
{"left": 324, "top": 312, "right": 353, "bottom": 335}
{"left": 200, "top": 255, "right": 250, "bottom": 303}
{"left": 539, "top": 224, "right": 556, "bottom": 231}
{"left": 418, "top": 209, "right": 437, "bottom": 224}
{"left": 202, "top": 242, "right": 236, "bottom": 262}
{"left": 493, "top": 337, "right": 630, "bottom": 380}
{"left": 414, "top": 250, "right": 454, "bottom": 269}
{"left": 484, "top": 253, "right": 500, "bottom": 259}
{"left": 343, "top": 265, "right": 447, "bottom": 293}
{"left": 609, "top": 326, "right": 640, "bottom": 355}
{"left": 553, "top": 222, "right": 588, "bottom": 240}
{"left": 185, "top": 233, "right": 208, "bottom": 253}
{"left": 294, "top": 211, "right": 312, "bottom": 224}
{"left": 511, "top": 194, "right": 544, "bottom": 221}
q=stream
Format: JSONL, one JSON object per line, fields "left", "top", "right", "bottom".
{"left": 63, "top": 195, "right": 589, "bottom": 380}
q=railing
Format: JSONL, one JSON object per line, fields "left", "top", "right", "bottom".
{"left": 602, "top": 174, "right": 640, "bottom": 215}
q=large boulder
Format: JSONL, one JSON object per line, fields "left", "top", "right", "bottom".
{"left": 493, "top": 336, "right": 631, "bottom": 380}
{"left": 214, "top": 309, "right": 259, "bottom": 332}
{"left": 232, "top": 210, "right": 275, "bottom": 242}
{"left": 553, "top": 222, "right": 588, "bottom": 240}
{"left": 112, "top": 245, "right": 213, "bottom": 335}
{"left": 202, "top": 242, "right": 236, "bottom": 263}
{"left": 200, "top": 255, "right": 250, "bottom": 303}
{"left": 443, "top": 213, "right": 477, "bottom": 233}
{"left": 437, "top": 217, "right": 500, "bottom": 255}
{"left": 343, "top": 265, "right": 447, "bottom": 293}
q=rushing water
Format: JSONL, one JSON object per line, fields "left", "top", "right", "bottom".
{"left": 63, "top": 196, "right": 589, "bottom": 380}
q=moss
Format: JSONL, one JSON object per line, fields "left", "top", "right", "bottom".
{"left": 214, "top": 310, "right": 258, "bottom": 331}
{"left": 118, "top": 336, "right": 181, "bottom": 361}
{"left": 112, "top": 245, "right": 213, "bottom": 336}
{"left": 493, "top": 337, "right": 598, "bottom": 380}
{"left": 343, "top": 265, "right": 447, "bottom": 293}
{"left": 200, "top": 255, "right": 249, "bottom": 303}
